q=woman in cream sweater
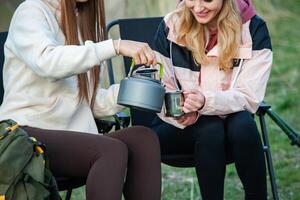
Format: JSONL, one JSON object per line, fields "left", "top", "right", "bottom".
{"left": 0, "top": 0, "right": 161, "bottom": 199}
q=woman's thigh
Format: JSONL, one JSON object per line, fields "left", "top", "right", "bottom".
{"left": 105, "top": 125, "right": 161, "bottom": 167}
{"left": 190, "top": 115, "right": 226, "bottom": 145}
{"left": 106, "top": 125, "right": 160, "bottom": 152}
{"left": 150, "top": 116, "right": 226, "bottom": 154}
{"left": 225, "top": 111, "right": 262, "bottom": 147}
{"left": 22, "top": 126, "right": 128, "bottom": 178}
{"left": 150, "top": 116, "right": 195, "bottom": 155}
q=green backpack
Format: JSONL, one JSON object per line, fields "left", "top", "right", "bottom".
{"left": 0, "top": 119, "right": 61, "bottom": 200}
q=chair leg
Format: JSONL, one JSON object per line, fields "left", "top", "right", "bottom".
{"left": 65, "top": 189, "right": 72, "bottom": 200}
{"left": 258, "top": 113, "right": 280, "bottom": 200}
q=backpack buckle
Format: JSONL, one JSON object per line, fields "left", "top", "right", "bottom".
{"left": 30, "top": 137, "right": 45, "bottom": 154}
{"left": 0, "top": 123, "right": 19, "bottom": 140}
{"left": 5, "top": 124, "right": 19, "bottom": 132}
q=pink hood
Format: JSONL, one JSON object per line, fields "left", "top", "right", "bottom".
{"left": 205, "top": 0, "right": 256, "bottom": 52}
{"left": 237, "top": 0, "right": 256, "bottom": 23}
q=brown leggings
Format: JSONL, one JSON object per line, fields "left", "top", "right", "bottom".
{"left": 22, "top": 126, "right": 161, "bottom": 200}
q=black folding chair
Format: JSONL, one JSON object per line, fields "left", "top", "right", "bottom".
{"left": 106, "top": 17, "right": 300, "bottom": 200}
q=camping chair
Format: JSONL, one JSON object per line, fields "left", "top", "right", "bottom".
{"left": 107, "top": 16, "right": 299, "bottom": 200}
{"left": 0, "top": 31, "right": 86, "bottom": 200}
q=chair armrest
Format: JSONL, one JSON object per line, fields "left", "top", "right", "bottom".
{"left": 256, "top": 101, "right": 271, "bottom": 116}
{"left": 256, "top": 101, "right": 300, "bottom": 147}
{"left": 95, "top": 119, "right": 116, "bottom": 134}
{"left": 114, "top": 112, "right": 131, "bottom": 129}
{"left": 95, "top": 112, "right": 131, "bottom": 134}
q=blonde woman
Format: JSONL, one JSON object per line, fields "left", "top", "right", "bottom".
{"left": 151, "top": 0, "right": 272, "bottom": 199}
{"left": 0, "top": 0, "right": 161, "bottom": 199}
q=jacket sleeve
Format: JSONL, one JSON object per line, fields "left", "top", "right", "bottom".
{"left": 9, "top": 3, "right": 116, "bottom": 80}
{"left": 199, "top": 20, "right": 273, "bottom": 115}
{"left": 92, "top": 84, "right": 124, "bottom": 118}
{"left": 152, "top": 20, "right": 187, "bottom": 129}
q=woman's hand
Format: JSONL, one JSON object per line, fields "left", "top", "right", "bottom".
{"left": 182, "top": 90, "right": 205, "bottom": 113}
{"left": 113, "top": 40, "right": 157, "bottom": 66}
{"left": 175, "top": 112, "right": 198, "bottom": 126}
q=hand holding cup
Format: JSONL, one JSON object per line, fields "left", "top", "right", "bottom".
{"left": 182, "top": 90, "right": 205, "bottom": 113}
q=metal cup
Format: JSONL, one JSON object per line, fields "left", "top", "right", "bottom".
{"left": 165, "top": 91, "right": 184, "bottom": 117}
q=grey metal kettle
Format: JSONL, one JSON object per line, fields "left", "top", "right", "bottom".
{"left": 117, "top": 60, "right": 166, "bottom": 113}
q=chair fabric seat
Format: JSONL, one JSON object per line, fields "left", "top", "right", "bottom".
{"left": 161, "top": 142, "right": 234, "bottom": 168}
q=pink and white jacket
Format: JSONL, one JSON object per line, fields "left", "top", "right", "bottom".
{"left": 153, "top": 2, "right": 273, "bottom": 128}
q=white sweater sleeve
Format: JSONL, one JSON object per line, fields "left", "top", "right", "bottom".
{"left": 9, "top": 3, "right": 116, "bottom": 80}
{"left": 93, "top": 84, "right": 124, "bottom": 118}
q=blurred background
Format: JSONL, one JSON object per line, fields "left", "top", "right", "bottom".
{"left": 1, "top": 0, "right": 299, "bottom": 199}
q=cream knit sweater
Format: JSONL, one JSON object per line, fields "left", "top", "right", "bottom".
{"left": 0, "top": 0, "right": 123, "bottom": 134}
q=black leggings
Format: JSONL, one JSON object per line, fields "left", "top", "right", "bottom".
{"left": 151, "top": 111, "right": 267, "bottom": 200}
{"left": 23, "top": 126, "right": 161, "bottom": 200}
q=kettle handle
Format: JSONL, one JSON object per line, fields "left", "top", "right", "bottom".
{"left": 127, "top": 59, "right": 164, "bottom": 81}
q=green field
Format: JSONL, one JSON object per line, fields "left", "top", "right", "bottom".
{"left": 1, "top": 0, "right": 299, "bottom": 199}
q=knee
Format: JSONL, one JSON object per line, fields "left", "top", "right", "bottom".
{"left": 193, "top": 117, "right": 225, "bottom": 145}
{"left": 95, "top": 138, "right": 128, "bottom": 165}
{"left": 111, "top": 139, "right": 129, "bottom": 158}
{"left": 129, "top": 126, "right": 160, "bottom": 148}
{"left": 226, "top": 111, "right": 260, "bottom": 146}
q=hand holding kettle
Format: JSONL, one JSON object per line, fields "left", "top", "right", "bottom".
{"left": 113, "top": 40, "right": 157, "bottom": 66}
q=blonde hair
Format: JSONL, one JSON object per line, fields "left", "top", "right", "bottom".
{"left": 177, "top": 0, "right": 242, "bottom": 70}
{"left": 61, "top": 0, "right": 107, "bottom": 107}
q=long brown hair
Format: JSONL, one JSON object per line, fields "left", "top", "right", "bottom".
{"left": 177, "top": 0, "right": 242, "bottom": 70}
{"left": 60, "top": 0, "right": 107, "bottom": 107}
